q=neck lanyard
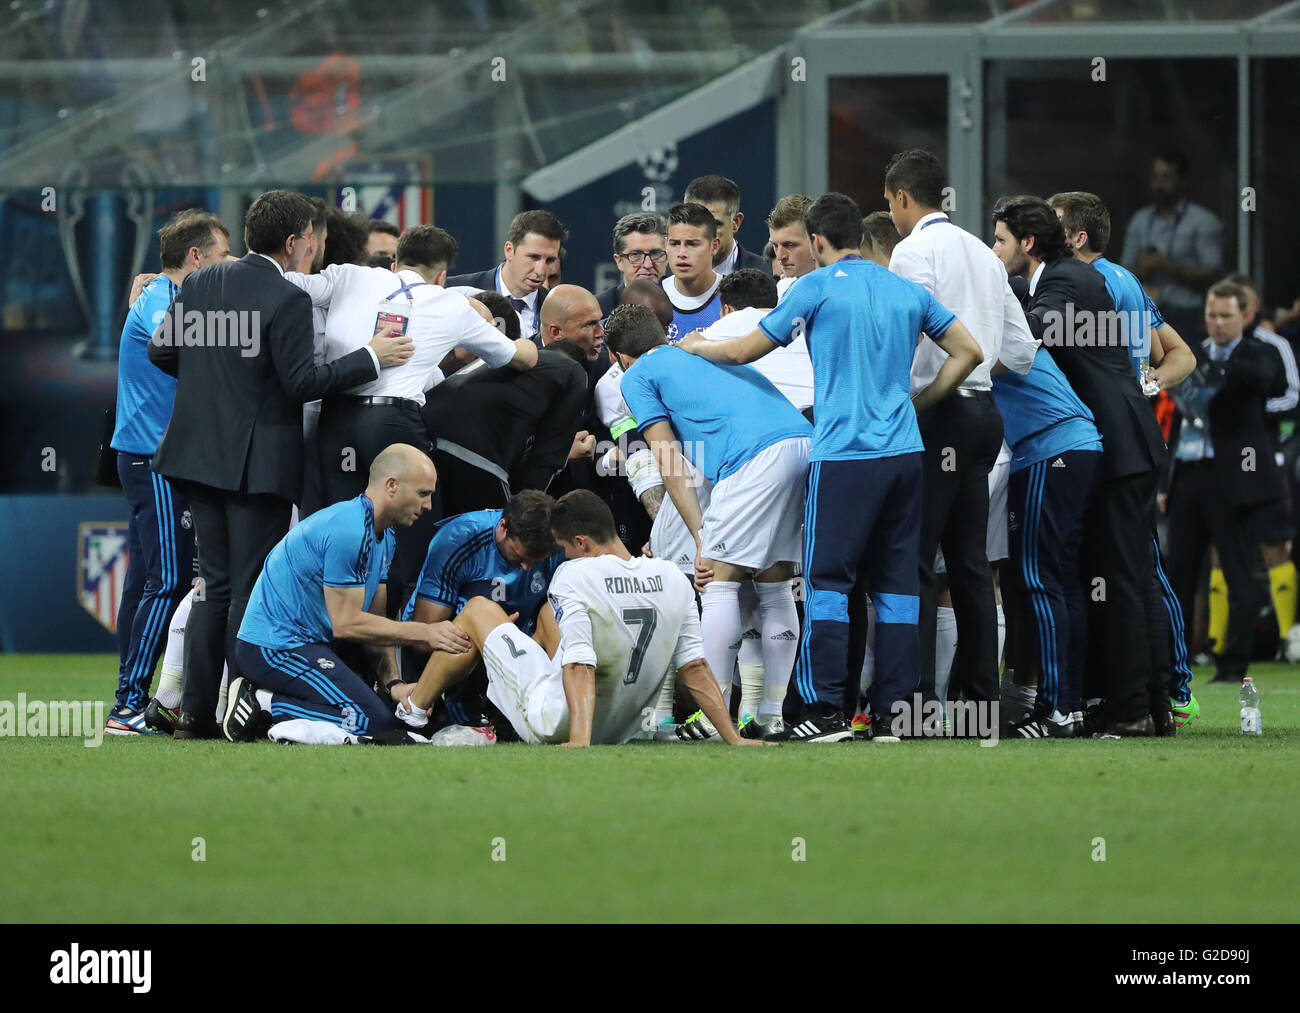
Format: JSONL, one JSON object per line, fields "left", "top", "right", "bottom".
{"left": 919, "top": 215, "right": 951, "bottom": 231}
{"left": 385, "top": 277, "right": 427, "bottom": 303}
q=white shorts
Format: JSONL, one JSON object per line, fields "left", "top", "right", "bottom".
{"left": 935, "top": 441, "right": 1012, "bottom": 573}
{"left": 649, "top": 477, "right": 712, "bottom": 574}
{"left": 700, "top": 437, "right": 809, "bottom": 572}
{"left": 481, "top": 625, "right": 568, "bottom": 744}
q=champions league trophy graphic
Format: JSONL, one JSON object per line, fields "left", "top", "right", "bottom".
{"left": 60, "top": 161, "right": 154, "bottom": 361}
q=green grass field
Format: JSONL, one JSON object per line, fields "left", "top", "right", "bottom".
{"left": 2, "top": 655, "right": 1297, "bottom": 923}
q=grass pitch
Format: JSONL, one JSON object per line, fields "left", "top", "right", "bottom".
{"left": 2, "top": 655, "right": 1297, "bottom": 923}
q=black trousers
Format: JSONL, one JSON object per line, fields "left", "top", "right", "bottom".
{"left": 1166, "top": 461, "right": 1259, "bottom": 681}
{"left": 179, "top": 482, "right": 292, "bottom": 718}
{"left": 916, "top": 393, "right": 1004, "bottom": 704}
{"left": 317, "top": 398, "right": 442, "bottom": 614}
{"left": 1081, "top": 467, "right": 1159, "bottom": 722}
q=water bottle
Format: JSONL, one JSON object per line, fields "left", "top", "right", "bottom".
{"left": 1239, "top": 677, "right": 1262, "bottom": 735}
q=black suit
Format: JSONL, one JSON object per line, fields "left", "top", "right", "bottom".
{"left": 148, "top": 253, "right": 377, "bottom": 721}
{"left": 733, "top": 243, "right": 770, "bottom": 275}
{"left": 446, "top": 265, "right": 548, "bottom": 337}
{"left": 596, "top": 281, "right": 625, "bottom": 320}
{"left": 422, "top": 349, "right": 588, "bottom": 515}
{"left": 1168, "top": 337, "right": 1287, "bottom": 679}
{"left": 1024, "top": 255, "right": 1168, "bottom": 723}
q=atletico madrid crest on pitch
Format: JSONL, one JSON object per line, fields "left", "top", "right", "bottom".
{"left": 78, "top": 522, "right": 129, "bottom": 633}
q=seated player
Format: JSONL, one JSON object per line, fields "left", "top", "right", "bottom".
{"left": 609, "top": 303, "right": 812, "bottom": 739}
{"left": 394, "top": 491, "right": 757, "bottom": 747}
{"left": 223, "top": 445, "right": 472, "bottom": 745}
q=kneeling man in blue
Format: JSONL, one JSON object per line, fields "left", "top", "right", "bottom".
{"left": 227, "top": 444, "right": 473, "bottom": 744}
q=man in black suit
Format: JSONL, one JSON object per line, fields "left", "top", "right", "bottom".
{"left": 595, "top": 213, "right": 668, "bottom": 319}
{"left": 1166, "top": 281, "right": 1287, "bottom": 684}
{"left": 445, "top": 209, "right": 567, "bottom": 340}
{"left": 148, "top": 190, "right": 413, "bottom": 738}
{"left": 684, "top": 174, "right": 771, "bottom": 276}
{"left": 993, "top": 196, "right": 1169, "bottom": 735}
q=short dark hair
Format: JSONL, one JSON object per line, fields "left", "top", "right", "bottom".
{"left": 473, "top": 290, "right": 521, "bottom": 341}
{"left": 367, "top": 219, "right": 400, "bottom": 239}
{"left": 308, "top": 197, "right": 328, "bottom": 235}
{"left": 322, "top": 209, "right": 369, "bottom": 267}
{"left": 767, "top": 193, "right": 812, "bottom": 231}
{"left": 550, "top": 489, "right": 618, "bottom": 544}
{"left": 1208, "top": 280, "right": 1249, "bottom": 311}
{"left": 506, "top": 209, "right": 567, "bottom": 246}
{"left": 991, "top": 195, "right": 1068, "bottom": 264}
{"left": 244, "top": 190, "right": 316, "bottom": 256}
{"left": 397, "top": 224, "right": 457, "bottom": 272}
{"left": 684, "top": 175, "right": 741, "bottom": 217}
{"left": 619, "top": 278, "right": 675, "bottom": 331}
{"left": 719, "top": 268, "right": 778, "bottom": 312}
{"left": 861, "top": 211, "right": 900, "bottom": 259}
{"left": 545, "top": 338, "right": 586, "bottom": 367}
{"left": 667, "top": 202, "right": 718, "bottom": 240}
{"left": 604, "top": 303, "right": 667, "bottom": 359}
{"left": 1047, "top": 191, "right": 1111, "bottom": 254}
{"left": 612, "top": 212, "right": 667, "bottom": 255}
{"left": 1153, "top": 148, "right": 1188, "bottom": 178}
{"left": 501, "top": 490, "right": 557, "bottom": 557}
{"left": 804, "top": 192, "right": 864, "bottom": 251}
{"left": 157, "top": 210, "right": 227, "bottom": 270}
{"left": 883, "top": 149, "right": 946, "bottom": 210}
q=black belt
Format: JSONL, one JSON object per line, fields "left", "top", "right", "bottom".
{"left": 328, "top": 395, "right": 420, "bottom": 410}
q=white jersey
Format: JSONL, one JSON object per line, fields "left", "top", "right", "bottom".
{"left": 700, "top": 306, "right": 814, "bottom": 411}
{"left": 547, "top": 554, "right": 704, "bottom": 744}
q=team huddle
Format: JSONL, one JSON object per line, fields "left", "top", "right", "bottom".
{"left": 107, "top": 151, "right": 1237, "bottom": 747}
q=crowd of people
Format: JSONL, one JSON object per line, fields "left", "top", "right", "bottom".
{"left": 101, "top": 153, "right": 1300, "bottom": 746}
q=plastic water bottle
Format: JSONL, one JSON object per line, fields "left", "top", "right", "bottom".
{"left": 1239, "top": 677, "right": 1262, "bottom": 735}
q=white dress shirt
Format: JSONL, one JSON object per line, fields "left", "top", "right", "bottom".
{"left": 890, "top": 211, "right": 1039, "bottom": 394}
{"left": 286, "top": 265, "right": 518, "bottom": 405}
{"left": 448, "top": 264, "right": 541, "bottom": 338}
{"left": 700, "top": 305, "right": 814, "bottom": 411}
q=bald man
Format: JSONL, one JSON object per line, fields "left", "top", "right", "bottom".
{"left": 227, "top": 444, "right": 473, "bottom": 744}
{"left": 538, "top": 284, "right": 606, "bottom": 363}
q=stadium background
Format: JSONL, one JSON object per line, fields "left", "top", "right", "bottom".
{"left": 1, "top": 0, "right": 1298, "bottom": 651}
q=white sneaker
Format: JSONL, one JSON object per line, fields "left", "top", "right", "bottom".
{"left": 394, "top": 697, "right": 429, "bottom": 730}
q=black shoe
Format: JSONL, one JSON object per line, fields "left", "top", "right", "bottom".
{"left": 143, "top": 697, "right": 178, "bottom": 735}
{"left": 1008, "top": 714, "right": 1080, "bottom": 739}
{"left": 770, "top": 707, "right": 853, "bottom": 743}
{"left": 172, "top": 709, "right": 220, "bottom": 740}
{"left": 1094, "top": 715, "right": 1155, "bottom": 738}
{"left": 1151, "top": 703, "right": 1177, "bottom": 738}
{"left": 221, "top": 678, "right": 272, "bottom": 742}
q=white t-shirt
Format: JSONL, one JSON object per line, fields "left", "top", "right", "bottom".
{"left": 700, "top": 305, "right": 814, "bottom": 411}
{"left": 286, "top": 265, "right": 517, "bottom": 404}
{"left": 547, "top": 554, "right": 703, "bottom": 745}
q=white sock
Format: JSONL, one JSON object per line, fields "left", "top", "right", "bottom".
{"left": 654, "top": 675, "right": 675, "bottom": 726}
{"left": 935, "top": 606, "right": 957, "bottom": 703}
{"left": 859, "top": 596, "right": 876, "bottom": 704}
{"left": 214, "top": 669, "right": 230, "bottom": 725}
{"left": 737, "top": 583, "right": 764, "bottom": 718}
{"left": 156, "top": 666, "right": 183, "bottom": 710}
{"left": 755, "top": 580, "right": 798, "bottom": 718}
{"left": 701, "top": 580, "right": 743, "bottom": 703}
{"left": 267, "top": 718, "right": 354, "bottom": 745}
{"left": 254, "top": 687, "right": 273, "bottom": 711}
{"left": 995, "top": 602, "right": 1006, "bottom": 672}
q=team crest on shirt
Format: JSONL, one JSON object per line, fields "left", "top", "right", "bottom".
{"left": 77, "top": 522, "right": 130, "bottom": 633}
{"left": 530, "top": 571, "right": 546, "bottom": 594}
{"left": 317, "top": 657, "right": 335, "bottom": 670}
{"left": 181, "top": 510, "right": 192, "bottom": 530}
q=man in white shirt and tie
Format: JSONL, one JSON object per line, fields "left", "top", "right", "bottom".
{"left": 445, "top": 210, "right": 567, "bottom": 340}
{"left": 883, "top": 149, "right": 1039, "bottom": 710}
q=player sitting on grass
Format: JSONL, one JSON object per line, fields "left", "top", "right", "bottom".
{"left": 224, "top": 444, "right": 473, "bottom": 745}
{"left": 393, "top": 490, "right": 760, "bottom": 747}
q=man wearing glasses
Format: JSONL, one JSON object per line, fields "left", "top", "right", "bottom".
{"left": 596, "top": 213, "right": 668, "bottom": 319}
